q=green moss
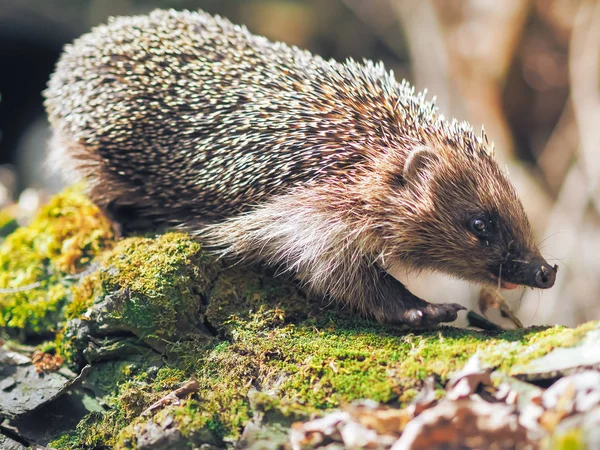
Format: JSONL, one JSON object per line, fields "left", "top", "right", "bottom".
{"left": 191, "top": 316, "right": 597, "bottom": 411}
{"left": 0, "top": 186, "right": 113, "bottom": 334}
{"left": 58, "top": 319, "right": 600, "bottom": 449}
{"left": 104, "top": 315, "right": 600, "bottom": 446}
{"left": 57, "top": 232, "right": 221, "bottom": 358}
{"left": 205, "top": 265, "right": 308, "bottom": 328}
{"left": 49, "top": 359, "right": 165, "bottom": 450}
{"left": 101, "top": 233, "right": 216, "bottom": 339}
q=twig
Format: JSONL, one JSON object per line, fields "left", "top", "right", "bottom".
{"left": 141, "top": 380, "right": 200, "bottom": 417}
{"left": 0, "top": 282, "right": 42, "bottom": 294}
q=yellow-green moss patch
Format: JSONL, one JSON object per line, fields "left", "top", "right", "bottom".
{"left": 0, "top": 186, "right": 113, "bottom": 334}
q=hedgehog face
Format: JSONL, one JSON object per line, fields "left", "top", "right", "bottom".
{"left": 394, "top": 146, "right": 556, "bottom": 290}
{"left": 461, "top": 207, "right": 557, "bottom": 290}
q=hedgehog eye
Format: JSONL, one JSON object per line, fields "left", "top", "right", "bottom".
{"left": 470, "top": 218, "right": 488, "bottom": 235}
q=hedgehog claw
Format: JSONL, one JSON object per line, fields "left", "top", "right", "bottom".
{"left": 403, "top": 302, "right": 465, "bottom": 328}
{"left": 403, "top": 309, "right": 425, "bottom": 327}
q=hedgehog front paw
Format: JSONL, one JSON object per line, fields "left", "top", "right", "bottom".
{"left": 401, "top": 302, "right": 466, "bottom": 328}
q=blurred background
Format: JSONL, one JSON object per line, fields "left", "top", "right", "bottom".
{"left": 0, "top": 0, "right": 598, "bottom": 327}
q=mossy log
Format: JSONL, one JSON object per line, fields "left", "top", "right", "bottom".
{"left": 0, "top": 188, "right": 596, "bottom": 449}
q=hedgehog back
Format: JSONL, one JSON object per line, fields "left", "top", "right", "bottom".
{"left": 46, "top": 10, "right": 416, "bottom": 221}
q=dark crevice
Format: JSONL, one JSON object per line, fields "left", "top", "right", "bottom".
{"left": 0, "top": 424, "right": 33, "bottom": 447}
{"left": 203, "top": 316, "right": 219, "bottom": 337}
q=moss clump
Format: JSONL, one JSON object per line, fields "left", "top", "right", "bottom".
{"left": 91, "top": 309, "right": 596, "bottom": 446}
{"left": 95, "top": 233, "right": 216, "bottom": 339}
{"left": 58, "top": 230, "right": 308, "bottom": 359}
{"left": 57, "top": 232, "right": 218, "bottom": 359}
{"left": 0, "top": 186, "right": 113, "bottom": 334}
{"left": 205, "top": 265, "right": 308, "bottom": 328}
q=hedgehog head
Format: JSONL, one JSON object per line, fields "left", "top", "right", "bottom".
{"left": 375, "top": 140, "right": 557, "bottom": 290}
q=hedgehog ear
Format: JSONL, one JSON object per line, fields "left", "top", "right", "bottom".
{"left": 402, "top": 146, "right": 440, "bottom": 185}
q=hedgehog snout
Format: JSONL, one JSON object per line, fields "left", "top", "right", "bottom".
{"left": 500, "top": 256, "right": 557, "bottom": 289}
{"left": 533, "top": 262, "right": 557, "bottom": 289}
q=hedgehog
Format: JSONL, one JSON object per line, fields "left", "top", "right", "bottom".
{"left": 44, "top": 9, "right": 557, "bottom": 327}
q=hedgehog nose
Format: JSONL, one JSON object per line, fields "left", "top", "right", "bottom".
{"left": 534, "top": 263, "right": 557, "bottom": 289}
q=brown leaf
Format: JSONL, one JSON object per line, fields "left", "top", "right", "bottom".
{"left": 407, "top": 377, "right": 438, "bottom": 415}
{"left": 30, "top": 351, "right": 64, "bottom": 374}
{"left": 392, "top": 398, "right": 530, "bottom": 450}
{"left": 446, "top": 356, "right": 493, "bottom": 401}
{"left": 348, "top": 400, "right": 411, "bottom": 435}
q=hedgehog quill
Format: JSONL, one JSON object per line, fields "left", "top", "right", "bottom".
{"left": 44, "top": 9, "right": 557, "bottom": 327}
